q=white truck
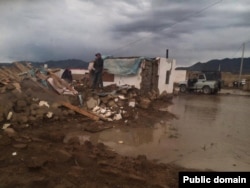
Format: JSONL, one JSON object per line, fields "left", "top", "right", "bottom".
{"left": 178, "top": 72, "right": 221, "bottom": 94}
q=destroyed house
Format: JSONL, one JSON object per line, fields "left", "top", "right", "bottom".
{"left": 102, "top": 56, "right": 176, "bottom": 94}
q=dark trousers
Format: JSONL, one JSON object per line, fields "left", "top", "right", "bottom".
{"left": 92, "top": 71, "right": 103, "bottom": 89}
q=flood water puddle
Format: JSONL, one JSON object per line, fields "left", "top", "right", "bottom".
{"left": 69, "top": 95, "right": 250, "bottom": 171}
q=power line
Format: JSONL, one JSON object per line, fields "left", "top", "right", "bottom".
{"left": 109, "top": 0, "right": 223, "bottom": 54}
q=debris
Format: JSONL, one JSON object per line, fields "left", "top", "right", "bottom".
{"left": 86, "top": 97, "right": 100, "bottom": 109}
{"left": 2, "top": 123, "right": 11, "bottom": 129}
{"left": 128, "top": 99, "right": 136, "bottom": 107}
{"left": 113, "top": 113, "right": 122, "bottom": 121}
{"left": 4, "top": 128, "right": 17, "bottom": 137}
{"left": 46, "top": 112, "right": 53, "bottom": 118}
{"left": 39, "top": 101, "right": 50, "bottom": 108}
{"left": 7, "top": 111, "right": 13, "bottom": 120}
{"left": 60, "top": 101, "right": 100, "bottom": 121}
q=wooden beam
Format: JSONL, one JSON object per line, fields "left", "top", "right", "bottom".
{"left": 60, "top": 101, "right": 100, "bottom": 121}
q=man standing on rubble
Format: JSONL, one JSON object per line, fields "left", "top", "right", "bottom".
{"left": 92, "top": 53, "right": 104, "bottom": 90}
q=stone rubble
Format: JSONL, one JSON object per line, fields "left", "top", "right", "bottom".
{"left": 0, "top": 62, "right": 173, "bottom": 128}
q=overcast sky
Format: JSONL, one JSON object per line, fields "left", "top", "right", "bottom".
{"left": 1, "top": 0, "right": 250, "bottom": 66}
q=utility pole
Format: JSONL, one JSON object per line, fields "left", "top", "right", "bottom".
{"left": 238, "top": 42, "right": 245, "bottom": 87}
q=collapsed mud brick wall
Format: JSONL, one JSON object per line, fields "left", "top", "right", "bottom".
{"left": 140, "top": 59, "right": 159, "bottom": 95}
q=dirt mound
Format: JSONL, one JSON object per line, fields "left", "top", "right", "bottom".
{"left": 0, "top": 122, "right": 187, "bottom": 188}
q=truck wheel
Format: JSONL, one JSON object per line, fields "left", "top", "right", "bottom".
{"left": 180, "top": 85, "right": 187, "bottom": 93}
{"left": 203, "top": 86, "right": 211, "bottom": 94}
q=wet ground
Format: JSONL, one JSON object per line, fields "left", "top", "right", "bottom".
{"left": 1, "top": 87, "right": 250, "bottom": 187}
{"left": 79, "top": 92, "right": 250, "bottom": 171}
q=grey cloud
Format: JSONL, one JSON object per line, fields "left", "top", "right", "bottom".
{"left": 0, "top": 0, "right": 250, "bottom": 66}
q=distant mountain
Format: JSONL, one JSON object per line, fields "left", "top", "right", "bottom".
{"left": 0, "top": 59, "right": 89, "bottom": 69}
{"left": 176, "top": 57, "right": 250, "bottom": 74}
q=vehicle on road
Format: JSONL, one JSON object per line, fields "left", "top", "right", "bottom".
{"left": 178, "top": 71, "right": 221, "bottom": 94}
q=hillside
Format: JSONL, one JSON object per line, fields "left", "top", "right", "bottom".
{"left": 176, "top": 57, "right": 250, "bottom": 74}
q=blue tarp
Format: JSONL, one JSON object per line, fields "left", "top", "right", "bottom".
{"left": 103, "top": 57, "right": 144, "bottom": 75}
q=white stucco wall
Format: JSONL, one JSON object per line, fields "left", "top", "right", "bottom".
{"left": 103, "top": 69, "right": 142, "bottom": 88}
{"left": 157, "top": 58, "right": 176, "bottom": 94}
{"left": 103, "top": 58, "right": 177, "bottom": 94}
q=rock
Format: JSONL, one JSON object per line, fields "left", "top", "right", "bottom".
{"left": 46, "top": 112, "right": 53, "bottom": 118}
{"left": 92, "top": 106, "right": 100, "bottom": 112}
{"left": 50, "top": 102, "right": 61, "bottom": 109}
{"left": 2, "top": 123, "right": 11, "bottom": 129}
{"left": 4, "top": 128, "right": 17, "bottom": 137}
{"left": 14, "top": 99, "right": 27, "bottom": 112}
{"left": 52, "top": 149, "right": 72, "bottom": 163}
{"left": 36, "top": 107, "right": 49, "bottom": 116}
{"left": 113, "top": 113, "right": 122, "bottom": 121}
{"left": 128, "top": 99, "right": 136, "bottom": 107}
{"left": 118, "top": 95, "right": 126, "bottom": 100}
{"left": 107, "top": 100, "right": 117, "bottom": 108}
{"left": 39, "top": 101, "right": 50, "bottom": 108}
{"left": 7, "top": 111, "right": 13, "bottom": 120}
{"left": 139, "top": 97, "right": 151, "bottom": 109}
{"left": 30, "top": 103, "right": 39, "bottom": 110}
{"left": 12, "top": 143, "right": 28, "bottom": 149}
{"left": 5, "top": 83, "right": 16, "bottom": 91}
{"left": 86, "top": 97, "right": 100, "bottom": 109}
{"left": 100, "top": 108, "right": 106, "bottom": 114}
{"left": 26, "top": 157, "right": 47, "bottom": 169}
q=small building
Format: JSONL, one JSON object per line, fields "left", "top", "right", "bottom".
{"left": 102, "top": 56, "right": 177, "bottom": 94}
{"left": 56, "top": 56, "right": 180, "bottom": 94}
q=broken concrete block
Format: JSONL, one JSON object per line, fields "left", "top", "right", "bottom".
{"left": 92, "top": 106, "right": 100, "bottom": 112}
{"left": 113, "top": 113, "right": 122, "bottom": 121}
{"left": 39, "top": 101, "right": 50, "bottom": 108}
{"left": 107, "top": 100, "right": 118, "bottom": 108}
{"left": 7, "top": 111, "right": 13, "bottom": 120}
{"left": 129, "top": 99, "right": 136, "bottom": 107}
{"left": 86, "top": 97, "right": 100, "bottom": 109}
{"left": 2, "top": 123, "right": 11, "bottom": 129}
{"left": 104, "top": 111, "right": 112, "bottom": 118}
{"left": 46, "top": 112, "right": 53, "bottom": 118}
{"left": 118, "top": 95, "right": 126, "bottom": 100}
{"left": 100, "top": 108, "right": 106, "bottom": 114}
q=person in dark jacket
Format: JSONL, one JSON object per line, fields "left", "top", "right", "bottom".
{"left": 92, "top": 53, "right": 104, "bottom": 89}
{"left": 61, "top": 68, "right": 73, "bottom": 83}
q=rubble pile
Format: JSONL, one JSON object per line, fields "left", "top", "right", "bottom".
{"left": 0, "top": 62, "right": 174, "bottom": 129}
{"left": 83, "top": 85, "right": 172, "bottom": 122}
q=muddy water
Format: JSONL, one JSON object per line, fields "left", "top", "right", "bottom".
{"left": 72, "top": 95, "right": 250, "bottom": 171}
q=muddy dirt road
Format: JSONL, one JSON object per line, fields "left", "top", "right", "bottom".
{"left": 86, "top": 94, "right": 250, "bottom": 172}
